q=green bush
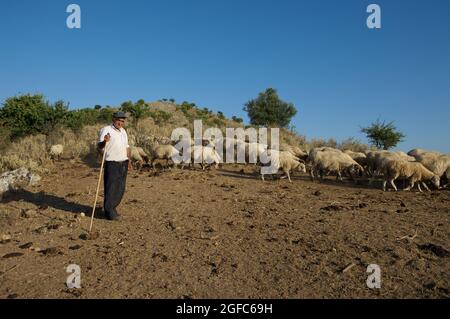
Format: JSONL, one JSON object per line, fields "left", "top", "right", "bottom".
{"left": 0, "top": 94, "right": 69, "bottom": 139}
{"left": 149, "top": 110, "right": 172, "bottom": 125}
{"left": 232, "top": 116, "right": 243, "bottom": 123}
{"left": 361, "top": 120, "right": 405, "bottom": 150}
{"left": 210, "top": 117, "right": 225, "bottom": 127}
{"left": 243, "top": 88, "right": 297, "bottom": 128}
{"left": 120, "top": 99, "right": 150, "bottom": 127}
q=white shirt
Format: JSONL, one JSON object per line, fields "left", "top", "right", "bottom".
{"left": 98, "top": 125, "right": 130, "bottom": 162}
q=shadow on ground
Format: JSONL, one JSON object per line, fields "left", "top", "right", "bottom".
{"left": 0, "top": 189, "right": 106, "bottom": 219}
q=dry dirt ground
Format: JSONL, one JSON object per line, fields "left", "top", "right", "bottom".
{"left": 0, "top": 161, "right": 449, "bottom": 299}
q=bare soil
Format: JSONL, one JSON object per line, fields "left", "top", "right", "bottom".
{"left": 0, "top": 161, "right": 449, "bottom": 299}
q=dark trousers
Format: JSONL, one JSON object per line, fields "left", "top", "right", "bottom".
{"left": 103, "top": 160, "right": 128, "bottom": 219}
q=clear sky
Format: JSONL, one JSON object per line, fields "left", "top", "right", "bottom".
{"left": 1, "top": 0, "right": 449, "bottom": 152}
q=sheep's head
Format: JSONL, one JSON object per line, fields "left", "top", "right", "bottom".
{"left": 297, "top": 162, "right": 307, "bottom": 173}
{"left": 431, "top": 175, "right": 441, "bottom": 189}
{"left": 355, "top": 164, "right": 365, "bottom": 176}
{"left": 348, "top": 164, "right": 364, "bottom": 177}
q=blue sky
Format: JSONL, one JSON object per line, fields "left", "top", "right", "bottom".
{"left": 1, "top": 0, "right": 449, "bottom": 152}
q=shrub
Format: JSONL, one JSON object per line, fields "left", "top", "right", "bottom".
{"left": 120, "top": 99, "right": 150, "bottom": 127}
{"left": 149, "top": 110, "right": 172, "bottom": 125}
{"left": 0, "top": 94, "right": 69, "bottom": 139}
{"left": 243, "top": 88, "right": 297, "bottom": 128}
{"left": 232, "top": 116, "right": 244, "bottom": 123}
{"left": 361, "top": 119, "right": 405, "bottom": 150}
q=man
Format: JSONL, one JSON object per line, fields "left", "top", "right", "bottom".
{"left": 98, "top": 111, "right": 132, "bottom": 221}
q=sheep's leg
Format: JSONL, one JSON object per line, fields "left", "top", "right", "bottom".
{"left": 310, "top": 169, "right": 315, "bottom": 181}
{"left": 421, "top": 182, "right": 431, "bottom": 192}
{"left": 382, "top": 180, "right": 387, "bottom": 191}
{"left": 261, "top": 174, "right": 265, "bottom": 181}
{"left": 319, "top": 170, "right": 325, "bottom": 182}
{"left": 417, "top": 182, "right": 423, "bottom": 193}
{"left": 404, "top": 180, "right": 412, "bottom": 191}
{"left": 390, "top": 179, "right": 398, "bottom": 191}
{"left": 337, "top": 171, "right": 343, "bottom": 182}
{"left": 286, "top": 170, "right": 292, "bottom": 183}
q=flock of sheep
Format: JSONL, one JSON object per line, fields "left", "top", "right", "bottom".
{"left": 49, "top": 138, "right": 450, "bottom": 192}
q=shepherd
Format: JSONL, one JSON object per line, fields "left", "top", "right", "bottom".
{"left": 97, "top": 111, "right": 132, "bottom": 221}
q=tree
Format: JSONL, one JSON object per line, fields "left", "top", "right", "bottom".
{"left": 243, "top": 88, "right": 297, "bottom": 128}
{"left": 361, "top": 119, "right": 405, "bottom": 150}
{"left": 120, "top": 99, "right": 149, "bottom": 127}
{"left": 0, "top": 94, "right": 69, "bottom": 139}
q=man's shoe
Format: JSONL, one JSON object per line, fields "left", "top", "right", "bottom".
{"left": 106, "top": 214, "right": 122, "bottom": 221}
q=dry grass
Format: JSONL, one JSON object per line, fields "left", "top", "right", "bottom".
{"left": 0, "top": 134, "right": 52, "bottom": 174}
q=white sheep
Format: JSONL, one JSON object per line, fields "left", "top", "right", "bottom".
{"left": 49, "top": 144, "right": 64, "bottom": 161}
{"left": 412, "top": 153, "right": 450, "bottom": 188}
{"left": 189, "top": 145, "right": 221, "bottom": 170}
{"left": 151, "top": 144, "right": 179, "bottom": 170}
{"left": 130, "top": 146, "right": 149, "bottom": 170}
{"left": 382, "top": 159, "right": 441, "bottom": 192}
{"left": 344, "top": 150, "right": 368, "bottom": 166}
{"left": 260, "top": 150, "right": 306, "bottom": 182}
{"left": 308, "top": 148, "right": 364, "bottom": 182}
{"left": 365, "top": 150, "right": 415, "bottom": 178}
{"left": 407, "top": 148, "right": 442, "bottom": 158}
{"left": 280, "top": 143, "right": 308, "bottom": 161}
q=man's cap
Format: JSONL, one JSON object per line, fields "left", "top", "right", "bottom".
{"left": 112, "top": 111, "right": 127, "bottom": 119}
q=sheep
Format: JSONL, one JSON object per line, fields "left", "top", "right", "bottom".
{"left": 246, "top": 142, "right": 268, "bottom": 164}
{"left": 130, "top": 146, "right": 149, "bottom": 170}
{"left": 49, "top": 144, "right": 64, "bottom": 161}
{"left": 280, "top": 143, "right": 308, "bottom": 161}
{"left": 189, "top": 145, "right": 221, "bottom": 170}
{"left": 151, "top": 144, "right": 179, "bottom": 170}
{"left": 308, "top": 148, "right": 364, "bottom": 182}
{"left": 394, "top": 151, "right": 416, "bottom": 162}
{"left": 407, "top": 148, "right": 442, "bottom": 158}
{"left": 344, "top": 150, "right": 368, "bottom": 166}
{"left": 260, "top": 150, "right": 306, "bottom": 182}
{"left": 382, "top": 159, "right": 441, "bottom": 192}
{"left": 412, "top": 153, "right": 450, "bottom": 188}
{"left": 365, "top": 150, "right": 415, "bottom": 178}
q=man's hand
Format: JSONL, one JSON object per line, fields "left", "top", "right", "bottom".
{"left": 128, "top": 160, "right": 132, "bottom": 171}
{"left": 98, "top": 133, "right": 111, "bottom": 150}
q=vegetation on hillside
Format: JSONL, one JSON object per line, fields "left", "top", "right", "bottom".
{"left": 0, "top": 92, "right": 372, "bottom": 174}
